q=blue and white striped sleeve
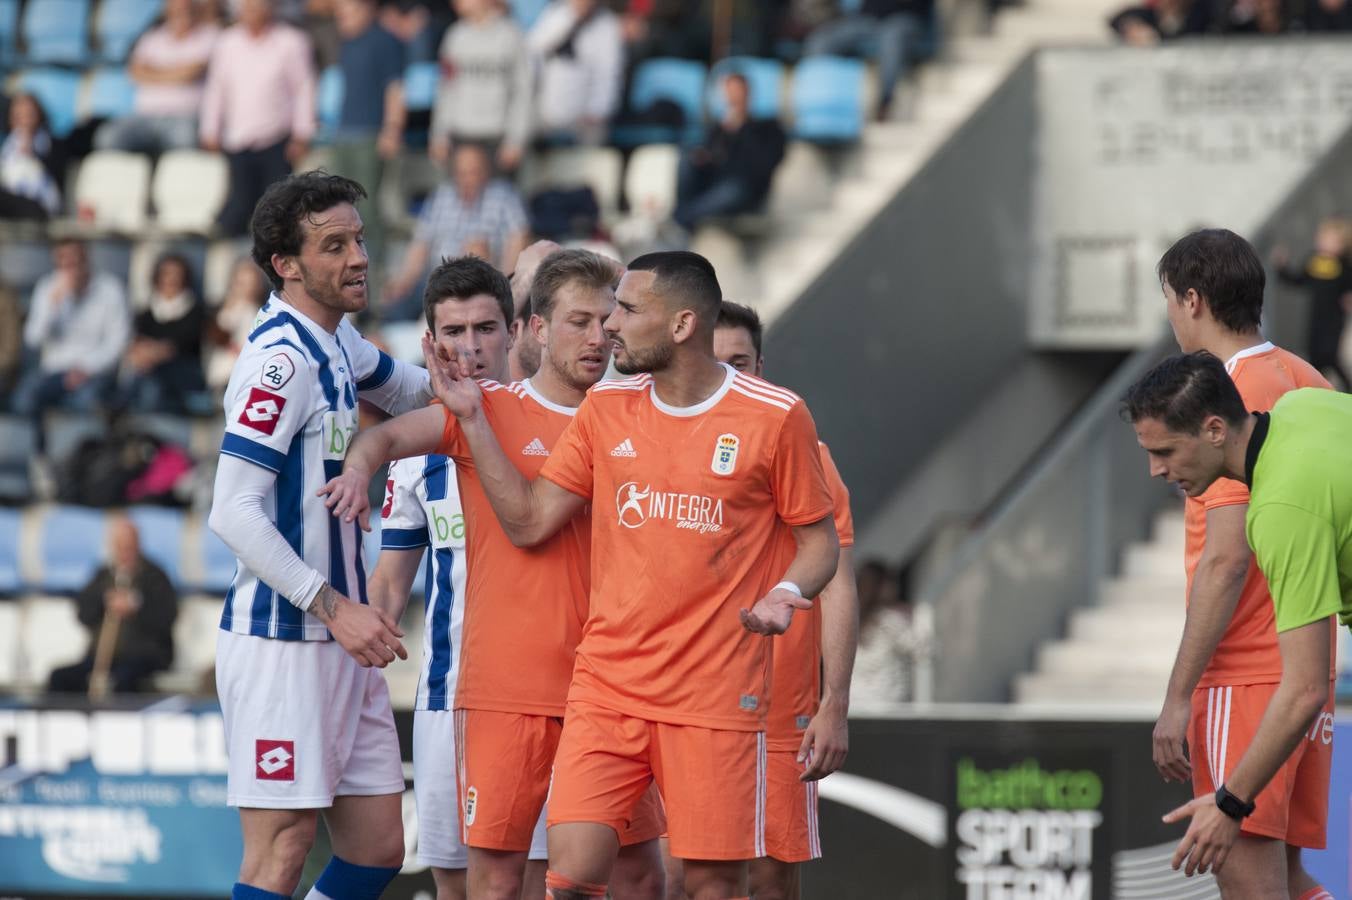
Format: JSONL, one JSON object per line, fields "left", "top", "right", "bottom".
{"left": 381, "top": 458, "right": 430, "bottom": 551}
{"left": 344, "top": 320, "right": 433, "bottom": 417}
{"left": 220, "top": 342, "right": 312, "bottom": 473}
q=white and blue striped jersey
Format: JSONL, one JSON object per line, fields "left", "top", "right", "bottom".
{"left": 215, "top": 293, "right": 430, "bottom": 641}
{"left": 381, "top": 455, "right": 467, "bottom": 712}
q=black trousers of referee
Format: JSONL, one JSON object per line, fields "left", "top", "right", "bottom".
{"left": 48, "top": 654, "right": 165, "bottom": 695}
{"left": 218, "top": 138, "right": 291, "bottom": 237}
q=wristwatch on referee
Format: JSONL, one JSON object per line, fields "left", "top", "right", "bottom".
{"left": 1215, "top": 784, "right": 1256, "bottom": 820}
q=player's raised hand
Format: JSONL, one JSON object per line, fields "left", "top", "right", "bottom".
{"left": 422, "top": 333, "right": 483, "bottom": 420}
{"left": 1163, "top": 795, "right": 1240, "bottom": 877}
{"left": 798, "top": 696, "right": 849, "bottom": 781}
{"left": 740, "top": 586, "right": 813, "bottom": 635}
{"left": 317, "top": 469, "right": 373, "bottom": 531}
{"left": 309, "top": 584, "right": 407, "bottom": 668}
{"left": 1152, "top": 695, "right": 1192, "bottom": 783}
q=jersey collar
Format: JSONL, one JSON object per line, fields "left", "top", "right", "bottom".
{"left": 1244, "top": 411, "right": 1271, "bottom": 487}
{"left": 521, "top": 378, "right": 578, "bottom": 416}
{"left": 649, "top": 363, "right": 736, "bottom": 418}
{"left": 1225, "top": 341, "right": 1275, "bottom": 374}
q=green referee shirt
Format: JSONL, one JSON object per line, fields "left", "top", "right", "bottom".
{"left": 1246, "top": 387, "right": 1352, "bottom": 633}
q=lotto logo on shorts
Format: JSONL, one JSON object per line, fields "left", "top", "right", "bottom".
{"left": 465, "top": 786, "right": 478, "bottom": 825}
{"left": 255, "top": 739, "right": 295, "bottom": 781}
{"left": 238, "top": 387, "right": 287, "bottom": 436}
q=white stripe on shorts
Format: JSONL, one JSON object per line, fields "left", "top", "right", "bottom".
{"left": 755, "top": 733, "right": 767, "bottom": 859}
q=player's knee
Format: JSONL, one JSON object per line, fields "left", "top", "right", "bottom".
{"left": 612, "top": 861, "right": 665, "bottom": 900}
{"left": 243, "top": 819, "right": 316, "bottom": 890}
{"left": 748, "top": 863, "right": 793, "bottom": 900}
{"left": 681, "top": 868, "right": 741, "bottom": 900}
{"left": 477, "top": 867, "right": 524, "bottom": 900}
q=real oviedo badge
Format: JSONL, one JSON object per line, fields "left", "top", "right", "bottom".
{"left": 711, "top": 433, "right": 740, "bottom": 476}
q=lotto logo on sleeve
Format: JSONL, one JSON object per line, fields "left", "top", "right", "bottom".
{"left": 238, "top": 387, "right": 287, "bottom": 436}
{"left": 255, "top": 739, "right": 295, "bottom": 781}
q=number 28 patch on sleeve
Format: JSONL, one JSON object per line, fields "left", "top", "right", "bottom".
{"left": 238, "top": 387, "right": 288, "bottom": 436}
{"left": 260, "top": 352, "right": 296, "bottom": 389}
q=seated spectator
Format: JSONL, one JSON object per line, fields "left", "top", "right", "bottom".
{"left": 331, "top": 0, "right": 407, "bottom": 280}
{"left": 0, "top": 93, "right": 64, "bottom": 221}
{"left": 382, "top": 142, "right": 529, "bottom": 312}
{"left": 13, "top": 240, "right": 130, "bottom": 451}
{"left": 430, "top": 0, "right": 532, "bottom": 172}
{"left": 849, "top": 559, "right": 929, "bottom": 706}
{"left": 672, "top": 73, "right": 785, "bottom": 232}
{"left": 94, "top": 0, "right": 221, "bottom": 156}
{"left": 48, "top": 517, "right": 177, "bottom": 698}
{"left": 1109, "top": 0, "right": 1213, "bottom": 43}
{"left": 206, "top": 257, "right": 270, "bottom": 391}
{"left": 200, "top": 0, "right": 317, "bottom": 235}
{"left": 528, "top": 0, "right": 624, "bottom": 143}
{"left": 1273, "top": 217, "right": 1352, "bottom": 391}
{"left": 1227, "top": 0, "right": 1289, "bottom": 33}
{"left": 118, "top": 253, "right": 209, "bottom": 413}
{"left": 803, "top": 0, "right": 927, "bottom": 120}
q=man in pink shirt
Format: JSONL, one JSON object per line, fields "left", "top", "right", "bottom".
{"left": 200, "top": 0, "right": 317, "bottom": 235}
{"left": 96, "top": 0, "right": 220, "bottom": 155}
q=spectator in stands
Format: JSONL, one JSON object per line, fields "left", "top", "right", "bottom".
{"left": 850, "top": 559, "right": 927, "bottom": 705}
{"left": 331, "top": 0, "right": 407, "bottom": 282}
{"left": 528, "top": 0, "right": 625, "bottom": 143}
{"left": 0, "top": 93, "right": 64, "bottom": 221}
{"left": 1109, "top": 0, "right": 1213, "bottom": 43}
{"left": 1227, "top": 0, "right": 1290, "bottom": 33}
{"left": 206, "top": 257, "right": 271, "bottom": 391}
{"left": 620, "top": 0, "right": 707, "bottom": 63}
{"left": 48, "top": 516, "right": 177, "bottom": 695}
{"left": 13, "top": 240, "right": 130, "bottom": 450}
{"left": 1273, "top": 217, "right": 1352, "bottom": 391}
{"left": 672, "top": 73, "right": 785, "bottom": 233}
{"left": 430, "top": 0, "right": 532, "bottom": 172}
{"left": 803, "top": 0, "right": 927, "bottom": 120}
{"left": 382, "top": 142, "right": 529, "bottom": 312}
{"left": 95, "top": 0, "right": 221, "bottom": 156}
{"left": 200, "top": 0, "right": 317, "bottom": 235}
{"left": 118, "top": 253, "right": 209, "bottom": 413}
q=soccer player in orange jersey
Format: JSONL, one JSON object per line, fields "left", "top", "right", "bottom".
{"left": 407, "top": 251, "right": 840, "bottom": 900}
{"left": 712, "top": 302, "right": 859, "bottom": 900}
{"left": 1149, "top": 229, "right": 1335, "bottom": 897}
{"left": 322, "top": 250, "right": 665, "bottom": 900}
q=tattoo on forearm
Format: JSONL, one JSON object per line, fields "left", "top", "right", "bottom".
{"left": 315, "top": 584, "right": 340, "bottom": 620}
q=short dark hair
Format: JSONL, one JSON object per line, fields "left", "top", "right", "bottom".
{"left": 715, "top": 301, "right": 762, "bottom": 356}
{"left": 250, "top": 171, "right": 367, "bottom": 290}
{"left": 422, "top": 256, "right": 513, "bottom": 331}
{"left": 152, "top": 251, "right": 194, "bottom": 292}
{"left": 529, "top": 249, "right": 616, "bottom": 322}
{"left": 1156, "top": 229, "right": 1265, "bottom": 334}
{"left": 627, "top": 251, "right": 721, "bottom": 323}
{"left": 1122, "top": 351, "right": 1248, "bottom": 434}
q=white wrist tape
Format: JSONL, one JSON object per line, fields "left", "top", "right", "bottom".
{"left": 773, "top": 580, "right": 803, "bottom": 598}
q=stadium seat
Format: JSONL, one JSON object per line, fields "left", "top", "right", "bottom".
{"left": 403, "top": 61, "right": 438, "bottom": 113}
{"left": 19, "top": 596, "right": 85, "bottom": 689}
{"left": 790, "top": 56, "right": 867, "bottom": 143}
{"left": 17, "top": 67, "right": 82, "bottom": 138}
{"left": 166, "top": 596, "right": 221, "bottom": 688}
{"left": 38, "top": 505, "right": 108, "bottom": 594}
{"left": 44, "top": 411, "right": 106, "bottom": 463}
{"left": 152, "top": 149, "right": 229, "bottom": 233}
{"left": 613, "top": 58, "right": 707, "bottom": 148}
{"left": 707, "top": 57, "right": 786, "bottom": 122}
{"left": 74, "top": 150, "right": 152, "bottom": 232}
{"left": 0, "top": 601, "right": 18, "bottom": 685}
{"left": 624, "top": 143, "right": 680, "bottom": 221}
{"left": 766, "top": 141, "right": 833, "bottom": 216}
{"left": 316, "top": 65, "right": 344, "bottom": 144}
{"left": 199, "top": 526, "right": 237, "bottom": 595}
{"left": 85, "top": 66, "right": 138, "bottom": 121}
{"left": 127, "top": 506, "right": 185, "bottom": 589}
{"left": 21, "top": 0, "right": 90, "bottom": 65}
{"left": 522, "top": 146, "right": 623, "bottom": 221}
{"left": 0, "top": 507, "right": 20, "bottom": 595}
{"left": 510, "top": 0, "right": 548, "bottom": 29}
{"left": 0, "top": 0, "right": 20, "bottom": 70}
{"left": 95, "top": 0, "right": 161, "bottom": 62}
{"left": 0, "top": 416, "right": 34, "bottom": 504}
{"left": 203, "top": 238, "right": 251, "bottom": 305}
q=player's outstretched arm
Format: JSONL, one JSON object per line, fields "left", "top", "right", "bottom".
{"left": 367, "top": 547, "right": 425, "bottom": 626}
{"left": 741, "top": 515, "right": 839, "bottom": 636}
{"left": 424, "top": 334, "right": 585, "bottom": 546}
{"left": 318, "top": 405, "right": 447, "bottom": 531}
{"left": 799, "top": 544, "right": 859, "bottom": 782}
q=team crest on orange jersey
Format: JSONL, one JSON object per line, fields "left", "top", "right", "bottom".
{"left": 711, "top": 434, "right": 740, "bottom": 476}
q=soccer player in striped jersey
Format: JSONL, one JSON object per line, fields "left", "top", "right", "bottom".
{"left": 208, "top": 173, "right": 433, "bottom": 900}
{"left": 712, "top": 302, "right": 858, "bottom": 900}
{"left": 363, "top": 257, "right": 535, "bottom": 900}
{"left": 323, "top": 250, "right": 665, "bottom": 900}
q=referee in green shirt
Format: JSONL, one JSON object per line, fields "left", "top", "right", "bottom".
{"left": 1124, "top": 351, "right": 1346, "bottom": 879}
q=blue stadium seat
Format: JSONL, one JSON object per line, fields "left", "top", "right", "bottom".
{"left": 707, "top": 57, "right": 785, "bottom": 122}
{"left": 200, "top": 526, "right": 237, "bottom": 595}
{"left": 316, "top": 65, "right": 344, "bottom": 143}
{"left": 0, "top": 508, "right": 20, "bottom": 594}
{"left": 127, "top": 506, "right": 185, "bottom": 589}
{"left": 403, "top": 61, "right": 438, "bottom": 112}
{"left": 510, "top": 0, "right": 548, "bottom": 29}
{"left": 21, "top": 0, "right": 90, "bottom": 66}
{"left": 0, "top": 0, "right": 20, "bottom": 70}
{"left": 86, "top": 66, "right": 138, "bottom": 121}
{"left": 96, "top": 0, "right": 161, "bottom": 62}
{"left": 17, "top": 67, "right": 83, "bottom": 138}
{"left": 613, "top": 58, "right": 707, "bottom": 148}
{"left": 791, "top": 56, "right": 866, "bottom": 143}
{"left": 39, "top": 506, "right": 107, "bottom": 594}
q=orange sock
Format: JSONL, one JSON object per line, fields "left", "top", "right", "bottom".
{"left": 544, "top": 871, "right": 608, "bottom": 898}
{"left": 1296, "top": 889, "right": 1334, "bottom": 900}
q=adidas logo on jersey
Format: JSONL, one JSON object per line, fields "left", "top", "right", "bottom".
{"left": 522, "top": 437, "right": 550, "bottom": 457}
{"left": 610, "top": 438, "right": 637, "bottom": 458}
